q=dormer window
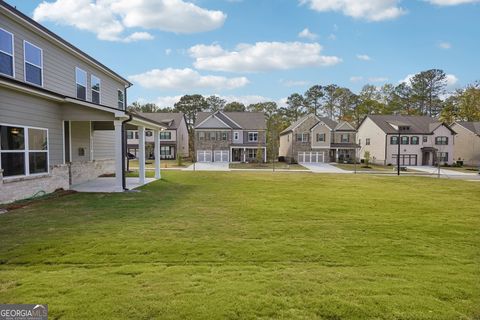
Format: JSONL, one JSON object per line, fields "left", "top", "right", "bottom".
{"left": 24, "top": 41, "right": 43, "bottom": 86}
{"left": 0, "top": 28, "right": 14, "bottom": 77}
{"left": 75, "top": 67, "right": 87, "bottom": 100}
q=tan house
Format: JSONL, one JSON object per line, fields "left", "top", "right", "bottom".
{"left": 127, "top": 113, "right": 189, "bottom": 160}
{"left": 279, "top": 114, "right": 358, "bottom": 163}
{"left": 451, "top": 122, "right": 480, "bottom": 166}
{"left": 357, "top": 115, "right": 456, "bottom": 166}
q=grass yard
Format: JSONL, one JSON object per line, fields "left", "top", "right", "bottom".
{"left": 128, "top": 159, "right": 192, "bottom": 169}
{"left": 229, "top": 162, "right": 308, "bottom": 170}
{"left": 0, "top": 172, "right": 479, "bottom": 319}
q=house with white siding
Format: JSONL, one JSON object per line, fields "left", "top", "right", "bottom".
{"left": 357, "top": 115, "right": 456, "bottom": 166}
{"left": 451, "top": 122, "right": 480, "bottom": 166}
{"left": 0, "top": 2, "right": 165, "bottom": 203}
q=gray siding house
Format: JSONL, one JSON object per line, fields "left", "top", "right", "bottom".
{"left": 194, "top": 111, "right": 267, "bottom": 162}
{"left": 279, "top": 114, "right": 358, "bottom": 163}
{"left": 451, "top": 122, "right": 480, "bottom": 166}
{"left": 0, "top": 2, "right": 165, "bottom": 203}
{"left": 127, "top": 113, "right": 189, "bottom": 160}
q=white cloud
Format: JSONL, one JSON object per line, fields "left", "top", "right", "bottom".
{"left": 426, "top": 0, "right": 480, "bottom": 5}
{"left": 369, "top": 77, "right": 388, "bottom": 82}
{"left": 280, "top": 79, "right": 310, "bottom": 87}
{"left": 350, "top": 76, "right": 387, "bottom": 83}
{"left": 356, "top": 54, "right": 372, "bottom": 61}
{"left": 300, "top": 0, "right": 406, "bottom": 21}
{"left": 129, "top": 68, "right": 249, "bottom": 91}
{"left": 33, "top": 0, "right": 226, "bottom": 42}
{"left": 350, "top": 76, "right": 363, "bottom": 83}
{"left": 189, "top": 41, "right": 341, "bottom": 72}
{"left": 438, "top": 42, "right": 452, "bottom": 49}
{"left": 399, "top": 73, "right": 459, "bottom": 88}
{"left": 165, "top": 48, "right": 172, "bottom": 56}
{"left": 298, "top": 28, "right": 318, "bottom": 40}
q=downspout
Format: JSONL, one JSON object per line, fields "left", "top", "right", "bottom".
{"left": 122, "top": 114, "right": 133, "bottom": 190}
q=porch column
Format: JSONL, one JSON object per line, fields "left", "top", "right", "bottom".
{"left": 138, "top": 126, "right": 146, "bottom": 185}
{"left": 243, "top": 148, "right": 246, "bottom": 162}
{"left": 114, "top": 120, "right": 123, "bottom": 191}
{"left": 154, "top": 129, "right": 161, "bottom": 179}
{"left": 335, "top": 149, "right": 339, "bottom": 162}
{"left": 264, "top": 147, "right": 267, "bottom": 162}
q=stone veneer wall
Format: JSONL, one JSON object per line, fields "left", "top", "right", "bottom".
{"left": 0, "top": 159, "right": 115, "bottom": 204}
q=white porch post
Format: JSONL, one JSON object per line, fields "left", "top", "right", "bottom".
{"left": 243, "top": 148, "right": 246, "bottom": 162}
{"left": 154, "top": 129, "right": 161, "bottom": 179}
{"left": 138, "top": 126, "right": 146, "bottom": 185}
{"left": 114, "top": 120, "right": 123, "bottom": 191}
{"left": 264, "top": 147, "right": 267, "bottom": 162}
{"left": 335, "top": 148, "right": 339, "bottom": 162}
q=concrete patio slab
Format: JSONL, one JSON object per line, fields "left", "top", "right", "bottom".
{"left": 71, "top": 177, "right": 157, "bottom": 193}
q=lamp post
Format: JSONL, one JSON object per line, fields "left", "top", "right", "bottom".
{"left": 397, "top": 128, "right": 401, "bottom": 176}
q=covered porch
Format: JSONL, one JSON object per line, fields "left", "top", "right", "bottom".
{"left": 330, "top": 144, "right": 359, "bottom": 163}
{"left": 71, "top": 177, "right": 156, "bottom": 193}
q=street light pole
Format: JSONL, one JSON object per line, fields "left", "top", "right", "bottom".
{"left": 397, "top": 129, "right": 401, "bottom": 176}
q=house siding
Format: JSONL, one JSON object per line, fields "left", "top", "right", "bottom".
{"left": 452, "top": 124, "right": 480, "bottom": 166}
{"left": 0, "top": 11, "right": 126, "bottom": 109}
{"left": 357, "top": 117, "right": 387, "bottom": 165}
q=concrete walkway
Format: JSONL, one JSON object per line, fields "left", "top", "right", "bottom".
{"left": 407, "top": 166, "right": 477, "bottom": 176}
{"left": 184, "top": 162, "right": 230, "bottom": 171}
{"left": 71, "top": 177, "right": 156, "bottom": 193}
{"left": 300, "top": 162, "right": 351, "bottom": 173}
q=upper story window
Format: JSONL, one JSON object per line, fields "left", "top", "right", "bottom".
{"left": 160, "top": 131, "right": 172, "bottom": 140}
{"left": 198, "top": 131, "right": 205, "bottom": 141}
{"left": 75, "top": 67, "right": 87, "bottom": 100}
{"left": 234, "top": 131, "right": 240, "bottom": 141}
{"left": 117, "top": 90, "right": 124, "bottom": 109}
{"left": 411, "top": 136, "right": 419, "bottom": 145}
{"left": 24, "top": 41, "right": 43, "bottom": 86}
{"left": 340, "top": 134, "right": 349, "bottom": 143}
{"left": 316, "top": 133, "right": 326, "bottom": 142}
{"left": 91, "top": 75, "right": 101, "bottom": 104}
{"left": 390, "top": 136, "right": 398, "bottom": 145}
{"left": 401, "top": 136, "right": 409, "bottom": 145}
{"left": 248, "top": 132, "right": 258, "bottom": 142}
{"left": 423, "top": 136, "right": 428, "bottom": 143}
{"left": 0, "top": 28, "right": 14, "bottom": 77}
{"left": 127, "top": 131, "right": 134, "bottom": 139}
{"left": 366, "top": 138, "right": 370, "bottom": 145}
{"left": 435, "top": 136, "right": 448, "bottom": 145}
{"left": 296, "top": 133, "right": 308, "bottom": 142}
{"left": 0, "top": 124, "right": 49, "bottom": 177}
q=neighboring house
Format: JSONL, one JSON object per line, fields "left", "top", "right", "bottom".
{"left": 127, "top": 113, "right": 189, "bottom": 160}
{"left": 0, "top": 2, "right": 165, "bottom": 203}
{"left": 357, "top": 115, "right": 456, "bottom": 166}
{"left": 451, "top": 121, "right": 480, "bottom": 166}
{"left": 194, "top": 111, "right": 267, "bottom": 162}
{"left": 279, "top": 114, "right": 358, "bottom": 163}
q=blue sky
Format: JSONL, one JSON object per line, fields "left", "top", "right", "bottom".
{"left": 6, "top": 0, "right": 480, "bottom": 107}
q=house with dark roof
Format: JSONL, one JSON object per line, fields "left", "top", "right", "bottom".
{"left": 279, "top": 114, "right": 358, "bottom": 163}
{"left": 127, "top": 113, "right": 189, "bottom": 160}
{"left": 357, "top": 115, "right": 456, "bottom": 166}
{"left": 451, "top": 121, "right": 480, "bottom": 166}
{"left": 193, "top": 111, "right": 267, "bottom": 162}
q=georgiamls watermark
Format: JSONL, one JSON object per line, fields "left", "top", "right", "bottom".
{"left": 0, "top": 304, "right": 48, "bottom": 320}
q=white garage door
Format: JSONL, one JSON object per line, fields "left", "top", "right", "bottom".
{"left": 197, "top": 150, "right": 212, "bottom": 162}
{"left": 298, "top": 151, "right": 324, "bottom": 163}
{"left": 214, "top": 150, "right": 229, "bottom": 162}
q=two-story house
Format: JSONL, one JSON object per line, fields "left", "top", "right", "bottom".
{"left": 451, "top": 121, "right": 480, "bottom": 166}
{"left": 357, "top": 115, "right": 456, "bottom": 166}
{"left": 0, "top": 2, "right": 165, "bottom": 203}
{"left": 194, "top": 111, "right": 267, "bottom": 162}
{"left": 127, "top": 113, "right": 189, "bottom": 160}
{"left": 279, "top": 114, "right": 358, "bottom": 163}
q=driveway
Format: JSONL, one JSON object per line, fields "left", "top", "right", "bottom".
{"left": 184, "top": 162, "right": 230, "bottom": 171}
{"left": 300, "top": 162, "right": 351, "bottom": 173}
{"left": 407, "top": 166, "right": 478, "bottom": 176}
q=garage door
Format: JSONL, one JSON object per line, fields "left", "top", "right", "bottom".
{"left": 214, "top": 150, "right": 229, "bottom": 162}
{"left": 393, "top": 154, "right": 417, "bottom": 166}
{"left": 298, "top": 152, "right": 324, "bottom": 163}
{"left": 197, "top": 150, "right": 212, "bottom": 162}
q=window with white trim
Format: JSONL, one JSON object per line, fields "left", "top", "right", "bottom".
{"left": 118, "top": 90, "right": 124, "bottom": 109}
{"left": 0, "top": 124, "right": 48, "bottom": 177}
{"left": 0, "top": 28, "right": 14, "bottom": 77}
{"left": 160, "top": 131, "right": 172, "bottom": 140}
{"left": 438, "top": 152, "right": 448, "bottom": 162}
{"left": 75, "top": 67, "right": 87, "bottom": 100}
{"left": 316, "top": 133, "right": 326, "bottom": 142}
{"left": 24, "top": 41, "right": 43, "bottom": 86}
{"left": 234, "top": 131, "right": 239, "bottom": 141}
{"left": 248, "top": 132, "right": 258, "bottom": 142}
{"left": 247, "top": 149, "right": 257, "bottom": 159}
{"left": 91, "top": 75, "right": 101, "bottom": 104}
{"left": 340, "top": 134, "right": 349, "bottom": 143}
{"left": 435, "top": 136, "right": 448, "bottom": 145}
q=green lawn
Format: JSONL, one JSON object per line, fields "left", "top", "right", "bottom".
{"left": 0, "top": 172, "right": 479, "bottom": 319}
{"left": 229, "top": 162, "right": 308, "bottom": 170}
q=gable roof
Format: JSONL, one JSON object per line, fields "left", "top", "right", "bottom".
{"left": 0, "top": 1, "right": 131, "bottom": 86}
{"left": 137, "top": 113, "right": 186, "bottom": 130}
{"left": 361, "top": 115, "right": 456, "bottom": 135}
{"left": 195, "top": 111, "right": 266, "bottom": 130}
{"left": 281, "top": 114, "right": 340, "bottom": 135}
{"left": 455, "top": 121, "right": 480, "bottom": 135}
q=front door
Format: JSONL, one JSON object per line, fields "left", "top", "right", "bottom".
{"left": 422, "top": 152, "right": 430, "bottom": 165}
{"left": 232, "top": 148, "right": 242, "bottom": 162}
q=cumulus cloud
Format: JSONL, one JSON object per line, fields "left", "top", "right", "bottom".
{"left": 128, "top": 68, "right": 249, "bottom": 91}
{"left": 189, "top": 41, "right": 341, "bottom": 72}
{"left": 298, "top": 28, "right": 318, "bottom": 40}
{"left": 33, "top": 0, "right": 226, "bottom": 42}
{"left": 427, "top": 0, "right": 480, "bottom": 5}
{"left": 399, "top": 73, "right": 459, "bottom": 88}
{"left": 438, "top": 42, "right": 452, "bottom": 49}
{"left": 350, "top": 76, "right": 364, "bottom": 83}
{"left": 300, "top": 0, "right": 406, "bottom": 21}
{"left": 356, "top": 54, "right": 372, "bottom": 61}
{"left": 280, "top": 79, "right": 310, "bottom": 87}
